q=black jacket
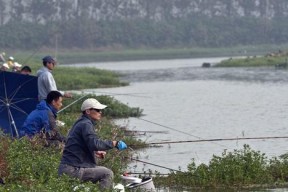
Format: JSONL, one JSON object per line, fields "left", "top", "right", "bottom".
{"left": 60, "top": 114, "right": 114, "bottom": 168}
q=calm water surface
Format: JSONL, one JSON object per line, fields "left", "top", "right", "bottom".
{"left": 66, "top": 58, "right": 288, "bottom": 176}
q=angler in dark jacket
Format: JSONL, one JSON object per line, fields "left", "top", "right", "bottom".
{"left": 21, "top": 91, "right": 65, "bottom": 144}
{"left": 58, "top": 98, "right": 127, "bottom": 190}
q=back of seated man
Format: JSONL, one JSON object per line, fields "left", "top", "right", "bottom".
{"left": 21, "top": 91, "right": 66, "bottom": 146}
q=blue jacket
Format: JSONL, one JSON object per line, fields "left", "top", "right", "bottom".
{"left": 60, "top": 115, "right": 114, "bottom": 168}
{"left": 21, "top": 100, "right": 57, "bottom": 136}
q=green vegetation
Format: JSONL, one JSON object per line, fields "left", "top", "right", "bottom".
{"left": 0, "top": 95, "right": 144, "bottom": 191}
{"left": 53, "top": 67, "right": 128, "bottom": 90}
{"left": 154, "top": 145, "right": 288, "bottom": 191}
{"left": 215, "top": 55, "right": 288, "bottom": 67}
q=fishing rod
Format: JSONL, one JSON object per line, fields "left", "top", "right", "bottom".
{"left": 57, "top": 94, "right": 87, "bottom": 114}
{"left": 57, "top": 89, "right": 150, "bottom": 114}
{"left": 125, "top": 156, "right": 205, "bottom": 179}
{"left": 130, "top": 136, "right": 288, "bottom": 147}
{"left": 82, "top": 90, "right": 151, "bottom": 98}
{"left": 126, "top": 172, "right": 170, "bottom": 176}
{"left": 126, "top": 157, "right": 184, "bottom": 173}
{"left": 136, "top": 117, "right": 228, "bottom": 148}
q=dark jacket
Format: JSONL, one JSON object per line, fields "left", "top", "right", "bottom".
{"left": 21, "top": 100, "right": 57, "bottom": 136}
{"left": 60, "top": 115, "right": 114, "bottom": 168}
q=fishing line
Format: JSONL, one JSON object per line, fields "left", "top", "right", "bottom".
{"left": 137, "top": 117, "right": 228, "bottom": 148}
{"left": 22, "top": 48, "right": 41, "bottom": 65}
{"left": 129, "top": 136, "right": 288, "bottom": 147}
{"left": 21, "top": 34, "right": 57, "bottom": 65}
{"left": 138, "top": 118, "right": 201, "bottom": 138}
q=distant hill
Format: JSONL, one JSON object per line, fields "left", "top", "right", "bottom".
{"left": 0, "top": 0, "right": 288, "bottom": 50}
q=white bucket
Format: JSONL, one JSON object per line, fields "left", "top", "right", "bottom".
{"left": 126, "top": 177, "right": 156, "bottom": 191}
{"left": 121, "top": 175, "right": 142, "bottom": 185}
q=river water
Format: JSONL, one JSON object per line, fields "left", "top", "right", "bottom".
{"left": 65, "top": 57, "right": 288, "bottom": 175}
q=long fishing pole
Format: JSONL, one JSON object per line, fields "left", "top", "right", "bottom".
{"left": 126, "top": 172, "right": 170, "bottom": 176}
{"left": 57, "top": 94, "right": 87, "bottom": 114}
{"left": 130, "top": 136, "right": 288, "bottom": 147}
{"left": 125, "top": 156, "right": 205, "bottom": 179}
{"left": 58, "top": 89, "right": 150, "bottom": 114}
{"left": 82, "top": 90, "right": 151, "bottom": 98}
{"left": 126, "top": 157, "right": 184, "bottom": 173}
{"left": 137, "top": 117, "right": 228, "bottom": 148}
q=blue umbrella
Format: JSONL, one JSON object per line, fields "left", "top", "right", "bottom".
{"left": 0, "top": 71, "right": 38, "bottom": 137}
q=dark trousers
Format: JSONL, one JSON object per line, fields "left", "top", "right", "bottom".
{"left": 58, "top": 164, "right": 114, "bottom": 189}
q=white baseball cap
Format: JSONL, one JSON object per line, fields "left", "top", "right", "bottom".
{"left": 81, "top": 98, "right": 107, "bottom": 111}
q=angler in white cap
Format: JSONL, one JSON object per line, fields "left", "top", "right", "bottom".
{"left": 58, "top": 98, "right": 127, "bottom": 190}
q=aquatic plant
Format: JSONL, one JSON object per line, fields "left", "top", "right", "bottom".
{"left": 154, "top": 144, "right": 288, "bottom": 191}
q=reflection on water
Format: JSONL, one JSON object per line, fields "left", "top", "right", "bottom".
{"left": 68, "top": 57, "right": 288, "bottom": 191}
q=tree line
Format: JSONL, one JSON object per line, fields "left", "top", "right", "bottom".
{"left": 0, "top": 0, "right": 288, "bottom": 50}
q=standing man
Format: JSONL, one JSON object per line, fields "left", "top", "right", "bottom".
{"left": 37, "top": 55, "right": 72, "bottom": 100}
{"left": 21, "top": 91, "right": 66, "bottom": 145}
{"left": 58, "top": 98, "right": 127, "bottom": 190}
